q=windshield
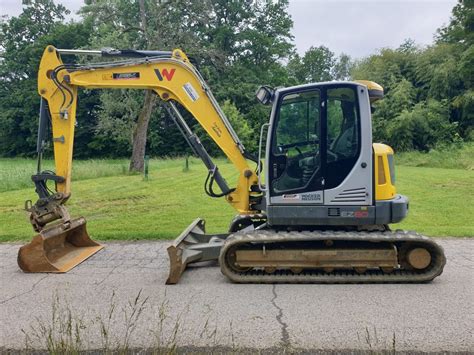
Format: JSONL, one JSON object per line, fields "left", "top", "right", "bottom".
{"left": 273, "top": 90, "right": 321, "bottom": 155}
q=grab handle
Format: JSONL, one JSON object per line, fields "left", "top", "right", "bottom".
{"left": 257, "top": 123, "right": 270, "bottom": 192}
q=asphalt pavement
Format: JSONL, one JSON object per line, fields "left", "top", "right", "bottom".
{"left": 0, "top": 238, "right": 473, "bottom": 353}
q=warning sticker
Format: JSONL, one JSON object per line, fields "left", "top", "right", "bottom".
{"left": 183, "top": 82, "right": 200, "bottom": 102}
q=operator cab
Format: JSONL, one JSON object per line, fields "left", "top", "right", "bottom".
{"left": 270, "top": 85, "right": 360, "bottom": 194}
{"left": 257, "top": 81, "right": 393, "bottom": 227}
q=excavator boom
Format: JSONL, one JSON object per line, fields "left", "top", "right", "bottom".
{"left": 19, "top": 46, "right": 259, "bottom": 274}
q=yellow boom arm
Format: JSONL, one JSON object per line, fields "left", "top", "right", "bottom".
{"left": 37, "top": 46, "right": 258, "bottom": 214}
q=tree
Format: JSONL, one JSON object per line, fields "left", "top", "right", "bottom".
{"left": 0, "top": 1, "right": 98, "bottom": 158}
{"left": 288, "top": 46, "right": 335, "bottom": 84}
{"left": 436, "top": 0, "right": 474, "bottom": 47}
{"left": 80, "top": 0, "right": 294, "bottom": 162}
{"left": 221, "top": 100, "right": 256, "bottom": 152}
{"left": 80, "top": 0, "right": 168, "bottom": 171}
{"left": 199, "top": 0, "right": 294, "bottom": 131}
{"left": 332, "top": 53, "right": 352, "bottom": 81}
{"left": 435, "top": 0, "right": 474, "bottom": 139}
{"left": 81, "top": 0, "right": 233, "bottom": 168}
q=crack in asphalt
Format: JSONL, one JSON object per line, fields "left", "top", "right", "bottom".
{"left": 271, "top": 284, "right": 290, "bottom": 348}
{"left": 94, "top": 249, "right": 129, "bottom": 287}
{"left": 0, "top": 274, "right": 49, "bottom": 305}
{"left": 95, "top": 264, "right": 121, "bottom": 286}
{"left": 93, "top": 247, "right": 152, "bottom": 287}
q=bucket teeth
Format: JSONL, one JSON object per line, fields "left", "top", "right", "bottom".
{"left": 18, "top": 217, "right": 103, "bottom": 273}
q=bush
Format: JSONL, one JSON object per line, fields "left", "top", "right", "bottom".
{"left": 382, "top": 100, "right": 458, "bottom": 151}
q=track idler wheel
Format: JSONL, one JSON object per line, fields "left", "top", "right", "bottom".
{"left": 399, "top": 244, "right": 432, "bottom": 271}
{"left": 407, "top": 248, "right": 432, "bottom": 269}
{"left": 225, "top": 245, "right": 252, "bottom": 273}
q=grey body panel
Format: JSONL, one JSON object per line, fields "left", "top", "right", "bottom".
{"left": 375, "top": 194, "right": 409, "bottom": 224}
{"left": 266, "top": 194, "right": 409, "bottom": 226}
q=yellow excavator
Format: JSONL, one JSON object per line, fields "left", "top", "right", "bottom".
{"left": 18, "top": 45, "right": 446, "bottom": 284}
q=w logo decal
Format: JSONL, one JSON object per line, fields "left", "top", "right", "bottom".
{"left": 155, "top": 68, "right": 176, "bottom": 81}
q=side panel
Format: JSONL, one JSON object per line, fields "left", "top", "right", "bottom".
{"left": 267, "top": 194, "right": 409, "bottom": 226}
{"left": 267, "top": 205, "right": 375, "bottom": 226}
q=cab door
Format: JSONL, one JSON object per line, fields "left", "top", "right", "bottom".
{"left": 268, "top": 88, "right": 325, "bottom": 204}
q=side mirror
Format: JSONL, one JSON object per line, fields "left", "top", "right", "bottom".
{"left": 255, "top": 85, "right": 275, "bottom": 105}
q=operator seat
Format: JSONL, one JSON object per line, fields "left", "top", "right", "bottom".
{"left": 330, "top": 101, "right": 357, "bottom": 159}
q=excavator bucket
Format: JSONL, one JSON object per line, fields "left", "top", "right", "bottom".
{"left": 18, "top": 217, "right": 103, "bottom": 273}
{"left": 166, "top": 218, "right": 227, "bottom": 284}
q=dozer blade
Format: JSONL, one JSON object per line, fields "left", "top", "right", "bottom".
{"left": 166, "top": 218, "right": 227, "bottom": 284}
{"left": 18, "top": 217, "right": 103, "bottom": 273}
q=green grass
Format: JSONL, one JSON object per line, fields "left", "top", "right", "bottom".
{"left": 0, "top": 157, "right": 238, "bottom": 241}
{"left": 0, "top": 153, "right": 472, "bottom": 241}
{"left": 0, "top": 158, "right": 130, "bottom": 193}
{"left": 395, "top": 166, "right": 473, "bottom": 236}
{"left": 395, "top": 142, "right": 474, "bottom": 170}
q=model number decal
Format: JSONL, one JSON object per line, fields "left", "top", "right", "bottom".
{"left": 113, "top": 72, "right": 140, "bottom": 79}
{"left": 354, "top": 211, "right": 369, "bottom": 218}
{"left": 341, "top": 211, "right": 369, "bottom": 218}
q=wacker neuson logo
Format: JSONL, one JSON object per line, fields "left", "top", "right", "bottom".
{"left": 154, "top": 68, "right": 176, "bottom": 81}
{"left": 301, "top": 193, "right": 322, "bottom": 201}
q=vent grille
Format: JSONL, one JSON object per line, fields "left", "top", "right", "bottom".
{"left": 328, "top": 208, "right": 340, "bottom": 217}
{"left": 331, "top": 187, "right": 367, "bottom": 203}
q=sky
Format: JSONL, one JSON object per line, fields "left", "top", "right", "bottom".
{"left": 288, "top": 0, "right": 457, "bottom": 58}
{"left": 1, "top": 0, "right": 458, "bottom": 59}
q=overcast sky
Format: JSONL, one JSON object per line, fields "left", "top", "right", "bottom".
{"left": 1, "top": 0, "right": 457, "bottom": 59}
{"left": 289, "top": 0, "right": 457, "bottom": 58}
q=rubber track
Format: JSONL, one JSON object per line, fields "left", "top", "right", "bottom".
{"left": 219, "top": 230, "right": 446, "bottom": 283}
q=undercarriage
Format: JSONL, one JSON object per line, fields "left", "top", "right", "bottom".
{"left": 166, "top": 217, "right": 446, "bottom": 284}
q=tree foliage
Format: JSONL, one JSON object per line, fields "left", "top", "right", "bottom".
{"left": 0, "top": 0, "right": 98, "bottom": 157}
{"left": 0, "top": 0, "right": 472, "bottom": 160}
{"left": 350, "top": 1, "right": 473, "bottom": 150}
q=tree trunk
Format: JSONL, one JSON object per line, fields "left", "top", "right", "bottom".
{"left": 128, "top": 0, "right": 156, "bottom": 173}
{"left": 129, "top": 90, "right": 156, "bottom": 172}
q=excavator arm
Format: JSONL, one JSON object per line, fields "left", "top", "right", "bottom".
{"left": 37, "top": 45, "right": 258, "bottom": 212}
{"left": 19, "top": 45, "right": 260, "bottom": 275}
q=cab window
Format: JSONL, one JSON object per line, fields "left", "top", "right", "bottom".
{"left": 326, "top": 87, "right": 360, "bottom": 189}
{"left": 272, "top": 90, "right": 322, "bottom": 193}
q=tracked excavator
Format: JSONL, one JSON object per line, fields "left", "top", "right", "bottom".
{"left": 18, "top": 45, "right": 446, "bottom": 284}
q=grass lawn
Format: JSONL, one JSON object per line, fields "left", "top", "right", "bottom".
{"left": 395, "top": 166, "right": 473, "bottom": 236}
{"left": 0, "top": 153, "right": 473, "bottom": 241}
{"left": 0, "top": 158, "right": 238, "bottom": 241}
